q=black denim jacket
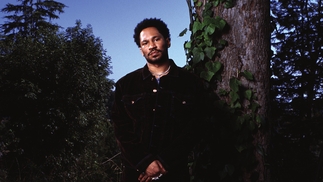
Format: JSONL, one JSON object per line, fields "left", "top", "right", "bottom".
{"left": 111, "top": 59, "right": 205, "bottom": 177}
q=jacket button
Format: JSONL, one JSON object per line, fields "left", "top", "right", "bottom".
{"left": 152, "top": 108, "right": 156, "bottom": 111}
{"left": 153, "top": 89, "right": 157, "bottom": 93}
{"left": 182, "top": 101, "right": 186, "bottom": 104}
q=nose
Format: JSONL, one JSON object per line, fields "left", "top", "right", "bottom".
{"left": 149, "top": 41, "right": 157, "bottom": 49}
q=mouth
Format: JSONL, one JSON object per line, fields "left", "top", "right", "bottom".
{"left": 149, "top": 50, "right": 160, "bottom": 56}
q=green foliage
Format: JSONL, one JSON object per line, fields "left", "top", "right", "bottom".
{"left": 185, "top": 1, "right": 229, "bottom": 82}
{"left": 184, "top": 0, "right": 262, "bottom": 181}
{"left": 179, "top": 28, "right": 188, "bottom": 37}
{"left": 0, "top": 1, "right": 119, "bottom": 181}
{"left": 200, "top": 61, "right": 222, "bottom": 81}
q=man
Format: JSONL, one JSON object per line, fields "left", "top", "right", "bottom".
{"left": 111, "top": 18, "right": 206, "bottom": 182}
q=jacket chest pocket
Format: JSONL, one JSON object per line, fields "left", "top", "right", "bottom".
{"left": 171, "top": 94, "right": 194, "bottom": 118}
{"left": 122, "top": 93, "right": 147, "bottom": 121}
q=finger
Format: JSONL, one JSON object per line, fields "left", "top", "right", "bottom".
{"left": 138, "top": 172, "right": 146, "bottom": 181}
{"left": 140, "top": 175, "right": 148, "bottom": 182}
{"left": 138, "top": 174, "right": 142, "bottom": 181}
{"left": 145, "top": 176, "right": 151, "bottom": 182}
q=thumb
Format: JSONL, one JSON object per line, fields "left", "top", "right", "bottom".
{"left": 156, "top": 160, "right": 167, "bottom": 174}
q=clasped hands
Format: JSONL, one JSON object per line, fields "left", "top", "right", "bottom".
{"left": 138, "top": 160, "right": 167, "bottom": 182}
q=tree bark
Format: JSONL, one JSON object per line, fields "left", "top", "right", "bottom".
{"left": 195, "top": 0, "right": 271, "bottom": 181}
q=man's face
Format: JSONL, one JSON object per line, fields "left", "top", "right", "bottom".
{"left": 139, "top": 27, "right": 170, "bottom": 64}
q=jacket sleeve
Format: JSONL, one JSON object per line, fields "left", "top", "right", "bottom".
{"left": 111, "top": 81, "right": 156, "bottom": 172}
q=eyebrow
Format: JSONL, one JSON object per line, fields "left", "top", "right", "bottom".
{"left": 141, "top": 35, "right": 161, "bottom": 42}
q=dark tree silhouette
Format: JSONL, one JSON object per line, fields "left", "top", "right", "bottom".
{"left": 0, "top": 1, "right": 117, "bottom": 181}
{"left": 1, "top": 0, "right": 65, "bottom": 36}
{"left": 271, "top": 0, "right": 323, "bottom": 119}
{"left": 270, "top": 0, "right": 323, "bottom": 181}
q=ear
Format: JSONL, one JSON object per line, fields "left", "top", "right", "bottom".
{"left": 166, "top": 38, "right": 171, "bottom": 48}
{"left": 139, "top": 47, "right": 144, "bottom": 56}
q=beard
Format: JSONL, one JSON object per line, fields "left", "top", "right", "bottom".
{"left": 145, "top": 49, "right": 169, "bottom": 65}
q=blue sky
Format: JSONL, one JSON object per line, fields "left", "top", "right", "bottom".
{"left": 0, "top": 0, "right": 191, "bottom": 81}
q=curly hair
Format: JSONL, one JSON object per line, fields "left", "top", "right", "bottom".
{"left": 133, "top": 18, "right": 171, "bottom": 47}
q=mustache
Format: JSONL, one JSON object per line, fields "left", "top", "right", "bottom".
{"left": 148, "top": 49, "right": 161, "bottom": 56}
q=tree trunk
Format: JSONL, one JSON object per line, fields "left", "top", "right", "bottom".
{"left": 195, "top": 1, "right": 271, "bottom": 181}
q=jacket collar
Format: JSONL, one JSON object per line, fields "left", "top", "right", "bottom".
{"left": 142, "top": 59, "right": 179, "bottom": 80}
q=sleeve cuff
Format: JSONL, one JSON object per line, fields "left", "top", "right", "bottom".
{"left": 135, "top": 154, "right": 156, "bottom": 172}
{"left": 156, "top": 155, "right": 170, "bottom": 171}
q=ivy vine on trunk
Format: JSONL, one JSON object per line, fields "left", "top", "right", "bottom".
{"left": 182, "top": 0, "right": 271, "bottom": 181}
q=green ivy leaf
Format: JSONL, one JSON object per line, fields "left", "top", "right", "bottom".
{"left": 219, "top": 19, "right": 226, "bottom": 30}
{"left": 205, "top": 61, "right": 221, "bottom": 74}
{"left": 256, "top": 115, "right": 264, "bottom": 128}
{"left": 203, "top": 17, "right": 214, "bottom": 26}
{"left": 218, "top": 89, "right": 228, "bottom": 96}
{"left": 224, "top": 0, "right": 234, "bottom": 8}
{"left": 184, "top": 64, "right": 192, "bottom": 70}
{"left": 251, "top": 101, "right": 260, "bottom": 112}
{"left": 219, "top": 39, "right": 227, "bottom": 45}
{"left": 235, "top": 144, "right": 247, "bottom": 153}
{"left": 244, "top": 89, "right": 252, "bottom": 100}
{"left": 233, "top": 102, "right": 241, "bottom": 108}
{"left": 202, "top": 9, "right": 213, "bottom": 17}
{"left": 192, "top": 47, "right": 204, "bottom": 64}
{"left": 242, "top": 70, "right": 254, "bottom": 80}
{"left": 213, "top": 0, "right": 220, "bottom": 7}
{"left": 204, "top": 47, "right": 216, "bottom": 59}
{"left": 184, "top": 41, "right": 191, "bottom": 49}
{"left": 203, "top": 35, "right": 212, "bottom": 47}
{"left": 229, "top": 91, "right": 239, "bottom": 103}
{"left": 204, "top": 2, "right": 213, "bottom": 10}
{"left": 178, "top": 28, "right": 188, "bottom": 37}
{"left": 214, "top": 16, "right": 226, "bottom": 30}
{"left": 206, "top": 23, "right": 216, "bottom": 35}
{"left": 200, "top": 70, "right": 214, "bottom": 82}
{"left": 193, "top": 21, "right": 203, "bottom": 34}
{"left": 192, "top": 54, "right": 203, "bottom": 64}
{"left": 204, "top": 38, "right": 213, "bottom": 47}
{"left": 229, "top": 77, "right": 241, "bottom": 92}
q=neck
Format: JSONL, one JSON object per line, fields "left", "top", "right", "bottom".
{"left": 147, "top": 60, "right": 171, "bottom": 78}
